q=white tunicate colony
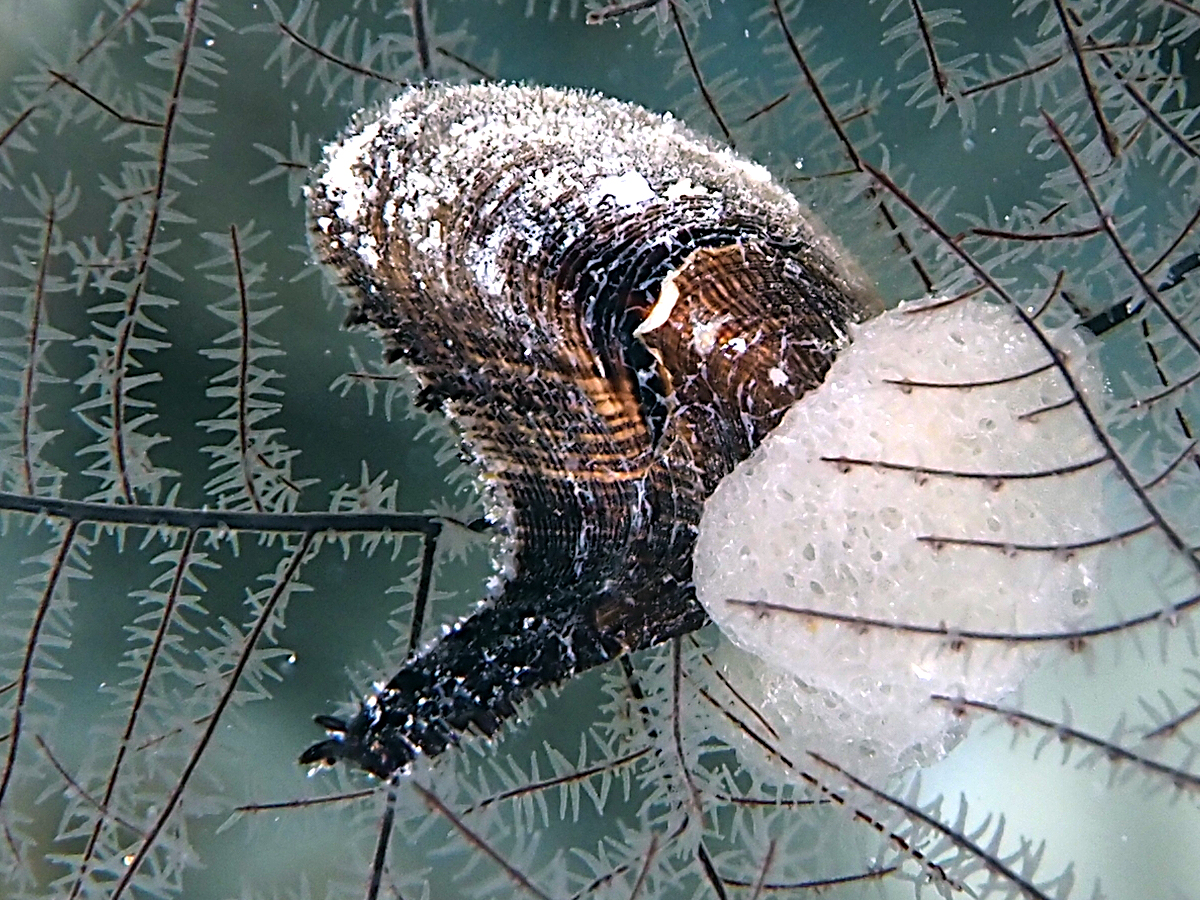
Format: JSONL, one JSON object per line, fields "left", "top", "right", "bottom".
{"left": 694, "top": 298, "right": 1112, "bottom": 784}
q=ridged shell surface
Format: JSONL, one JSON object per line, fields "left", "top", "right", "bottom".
{"left": 304, "top": 83, "right": 879, "bottom": 777}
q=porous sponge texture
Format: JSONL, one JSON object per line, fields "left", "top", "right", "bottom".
{"left": 694, "top": 299, "right": 1109, "bottom": 783}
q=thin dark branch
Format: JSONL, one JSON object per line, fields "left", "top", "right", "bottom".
{"left": 276, "top": 20, "right": 399, "bottom": 84}
{"left": 234, "top": 787, "right": 376, "bottom": 813}
{"left": 694, "top": 842, "right": 730, "bottom": 900}
{"left": 770, "top": 0, "right": 857, "bottom": 166}
{"left": 408, "top": 0, "right": 430, "bottom": 79}
{"left": 918, "top": 518, "right": 1154, "bottom": 552}
{"left": 46, "top": 68, "right": 162, "bottom": 128}
{"left": 961, "top": 56, "right": 1061, "bottom": 99}
{"left": 970, "top": 223, "right": 1104, "bottom": 242}
{"left": 68, "top": 529, "right": 199, "bottom": 900}
{"left": 365, "top": 781, "right": 400, "bottom": 900}
{"left": 1128, "top": 365, "right": 1200, "bottom": 411}
{"left": 433, "top": 46, "right": 493, "bottom": 81}
{"left": 109, "top": 530, "right": 318, "bottom": 900}
{"left": 689, "top": 637, "right": 780, "bottom": 740}
{"left": 0, "top": 490, "right": 457, "bottom": 536}
{"left": 1018, "top": 394, "right": 1080, "bottom": 421}
{"left": 1030, "top": 270, "right": 1067, "bottom": 321}
{"left": 33, "top": 735, "right": 143, "bottom": 836}
{"left": 106, "top": 0, "right": 202, "bottom": 502}
{"left": 741, "top": 92, "right": 790, "bottom": 124}
{"left": 405, "top": 530, "right": 439, "bottom": 656}
{"left": 1144, "top": 693, "right": 1200, "bottom": 740}
{"left": 909, "top": 0, "right": 947, "bottom": 97}
{"left": 18, "top": 196, "right": 55, "bottom": 496}
{"left": 626, "top": 833, "right": 657, "bottom": 900}
{"left": 899, "top": 283, "right": 988, "bottom": 314}
{"left": 1137, "top": 313, "right": 1200, "bottom": 454}
{"left": 932, "top": 695, "right": 1200, "bottom": 793}
{"left": 722, "top": 865, "right": 898, "bottom": 893}
{"left": 669, "top": 1, "right": 732, "bottom": 146}
{"left": 1052, "top": 0, "right": 1120, "bottom": 158}
{"left": 1141, "top": 439, "right": 1198, "bottom": 491}
{"left": 462, "top": 746, "right": 651, "bottom": 814}
{"left": 587, "top": 0, "right": 661, "bottom": 25}
{"left": 884, "top": 359, "right": 1056, "bottom": 390}
{"left": 228, "top": 224, "right": 265, "bottom": 513}
{"left": 820, "top": 451, "right": 1110, "bottom": 481}
{"left": 707, "top": 789, "right": 822, "bottom": 809}
{"left": 807, "top": 751, "right": 1055, "bottom": 900}
{"left": 409, "top": 780, "right": 552, "bottom": 900}
{"left": 0, "top": 106, "right": 37, "bottom": 156}
{"left": 0, "top": 520, "right": 77, "bottom": 811}
{"left": 725, "top": 575, "right": 1198, "bottom": 645}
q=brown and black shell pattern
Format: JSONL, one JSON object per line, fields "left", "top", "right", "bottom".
{"left": 302, "top": 83, "right": 880, "bottom": 779}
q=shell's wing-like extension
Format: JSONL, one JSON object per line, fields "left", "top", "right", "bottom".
{"left": 303, "top": 83, "right": 879, "bottom": 776}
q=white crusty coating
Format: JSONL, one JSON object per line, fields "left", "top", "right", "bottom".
{"left": 313, "top": 82, "right": 867, "bottom": 302}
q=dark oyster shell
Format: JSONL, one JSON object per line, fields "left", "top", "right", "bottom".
{"left": 303, "top": 83, "right": 880, "bottom": 778}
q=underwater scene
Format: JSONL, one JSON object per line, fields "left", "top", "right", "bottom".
{"left": 1, "top": 2, "right": 1199, "bottom": 899}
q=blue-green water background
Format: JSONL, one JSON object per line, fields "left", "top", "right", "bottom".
{"left": 1, "top": 1, "right": 1199, "bottom": 898}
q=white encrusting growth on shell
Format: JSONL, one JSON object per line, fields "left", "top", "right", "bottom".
{"left": 695, "top": 298, "right": 1116, "bottom": 783}
{"left": 312, "top": 83, "right": 864, "bottom": 305}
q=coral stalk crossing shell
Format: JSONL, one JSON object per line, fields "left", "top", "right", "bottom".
{"left": 303, "top": 82, "right": 879, "bottom": 778}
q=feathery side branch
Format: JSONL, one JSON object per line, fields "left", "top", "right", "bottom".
{"left": 1051, "top": 0, "right": 1120, "bottom": 158}
{"left": 931, "top": 695, "right": 1200, "bottom": 794}
{"left": 723, "top": 574, "right": 1196, "bottom": 645}
{"left": 668, "top": 1, "right": 733, "bottom": 147}
{"left": 861, "top": 154, "right": 1200, "bottom": 584}
{"left": 0, "top": 0, "right": 150, "bottom": 154}
{"left": 0, "top": 490, "right": 458, "bottom": 536}
{"left": 693, "top": 682, "right": 959, "bottom": 891}
{"left": 230, "top": 224, "right": 265, "bottom": 513}
{"left": 275, "top": 19, "right": 400, "bottom": 85}
{"left": 15, "top": 194, "right": 57, "bottom": 496}
{"left": 101, "top": 0, "right": 203, "bottom": 503}
{"left": 64, "top": 528, "right": 199, "bottom": 900}
{"left": 0, "top": 520, "right": 78, "bottom": 813}
{"left": 807, "top": 751, "right": 1062, "bottom": 900}
{"left": 108, "top": 530, "right": 318, "bottom": 900}
{"left": 408, "top": 779, "right": 553, "bottom": 900}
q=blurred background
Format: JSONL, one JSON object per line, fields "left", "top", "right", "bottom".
{"left": 2, "top": 1, "right": 1199, "bottom": 899}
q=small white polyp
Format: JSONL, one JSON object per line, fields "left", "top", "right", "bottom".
{"left": 694, "top": 298, "right": 1109, "bottom": 784}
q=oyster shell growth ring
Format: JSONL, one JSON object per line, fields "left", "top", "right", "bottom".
{"left": 303, "top": 82, "right": 879, "bottom": 778}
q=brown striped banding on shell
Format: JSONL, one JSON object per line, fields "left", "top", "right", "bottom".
{"left": 301, "top": 83, "right": 880, "bottom": 778}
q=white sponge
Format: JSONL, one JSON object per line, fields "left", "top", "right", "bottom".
{"left": 693, "top": 299, "right": 1109, "bottom": 784}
